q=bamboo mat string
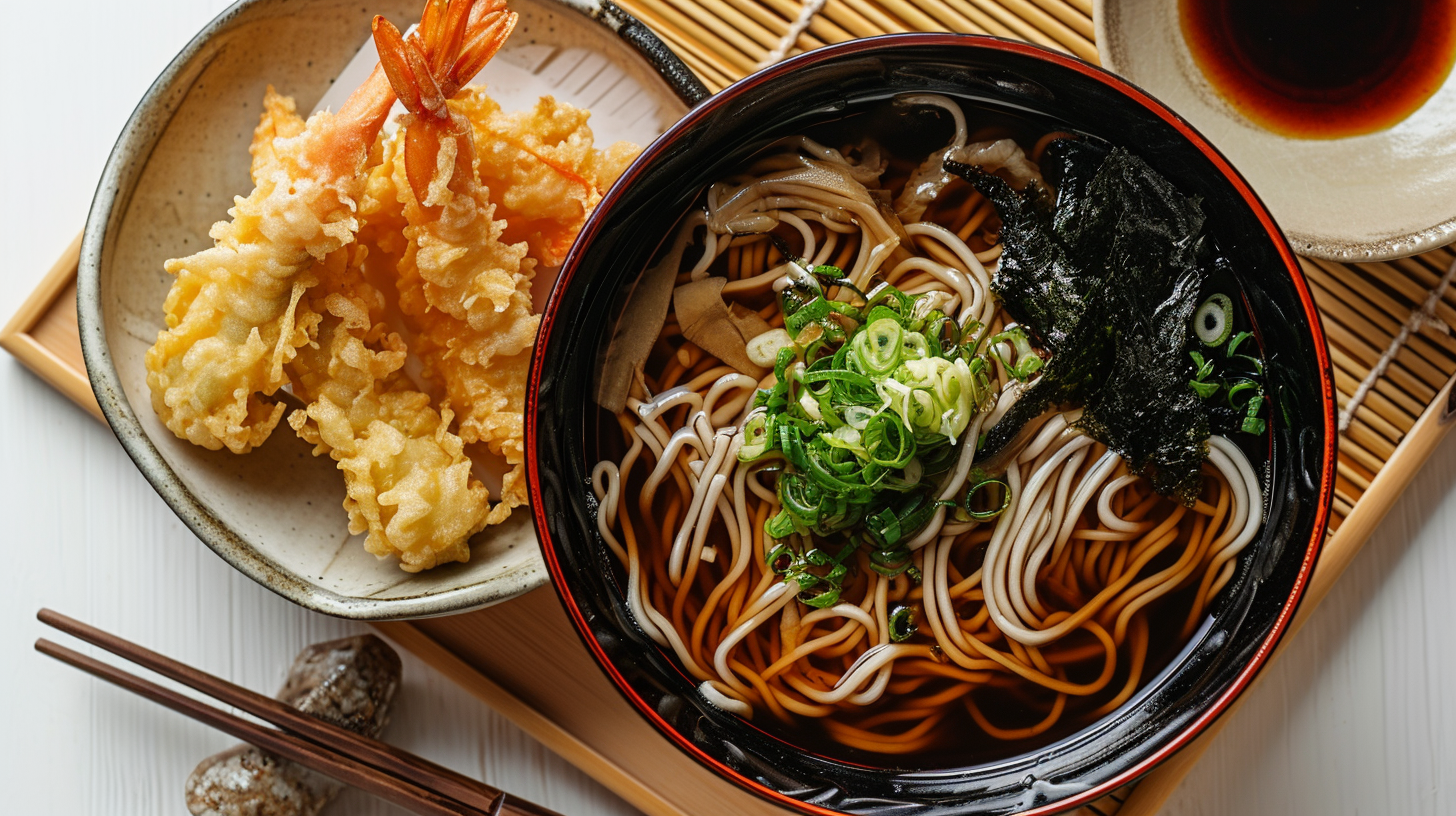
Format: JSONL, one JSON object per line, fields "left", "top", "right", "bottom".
{"left": 1340, "top": 256, "right": 1456, "bottom": 433}
{"left": 758, "top": 0, "right": 831, "bottom": 67}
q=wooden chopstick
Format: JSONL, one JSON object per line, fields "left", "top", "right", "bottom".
{"left": 37, "top": 609, "right": 503, "bottom": 813}
{"left": 35, "top": 611, "right": 563, "bottom": 816}
{"left": 35, "top": 637, "right": 490, "bottom": 816}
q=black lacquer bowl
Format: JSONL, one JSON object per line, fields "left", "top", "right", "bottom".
{"left": 528, "top": 34, "right": 1335, "bottom": 816}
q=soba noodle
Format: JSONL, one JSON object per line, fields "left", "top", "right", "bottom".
{"left": 591, "top": 98, "right": 1264, "bottom": 758}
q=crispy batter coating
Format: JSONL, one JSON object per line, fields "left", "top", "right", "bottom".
{"left": 388, "top": 110, "right": 535, "bottom": 524}
{"left": 383, "top": 93, "right": 640, "bottom": 523}
{"left": 410, "top": 312, "right": 532, "bottom": 522}
{"left": 287, "top": 246, "right": 489, "bottom": 572}
{"left": 456, "top": 91, "right": 637, "bottom": 268}
{"left": 145, "top": 88, "right": 383, "bottom": 453}
{"left": 146, "top": 72, "right": 638, "bottom": 560}
{"left": 236, "top": 98, "right": 489, "bottom": 572}
{"left": 399, "top": 121, "right": 535, "bottom": 332}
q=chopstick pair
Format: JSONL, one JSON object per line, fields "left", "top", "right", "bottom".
{"left": 35, "top": 609, "right": 562, "bottom": 816}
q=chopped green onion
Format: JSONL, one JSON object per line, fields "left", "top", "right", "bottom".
{"left": 739, "top": 410, "right": 774, "bottom": 461}
{"left": 862, "top": 414, "right": 916, "bottom": 468}
{"left": 1193, "top": 294, "right": 1234, "bottom": 347}
{"left": 963, "top": 472, "right": 1010, "bottom": 520}
{"left": 765, "top": 542, "right": 857, "bottom": 609}
{"left": 990, "top": 326, "right": 1044, "bottom": 381}
{"left": 888, "top": 605, "right": 918, "bottom": 642}
{"left": 868, "top": 544, "right": 913, "bottom": 577}
{"left": 765, "top": 511, "right": 798, "bottom": 541}
{"left": 1226, "top": 380, "right": 1259, "bottom": 410}
{"left": 1238, "top": 391, "right": 1267, "bottom": 436}
{"left": 785, "top": 297, "right": 830, "bottom": 338}
{"left": 1188, "top": 379, "right": 1220, "bottom": 399}
{"left": 744, "top": 279, "right": 1000, "bottom": 582}
{"left": 1189, "top": 351, "right": 1215, "bottom": 382}
{"left": 1226, "top": 330, "right": 1255, "bottom": 357}
{"left": 851, "top": 318, "right": 905, "bottom": 375}
{"left": 747, "top": 328, "right": 794, "bottom": 368}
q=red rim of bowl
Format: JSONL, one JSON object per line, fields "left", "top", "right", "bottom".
{"left": 527, "top": 32, "right": 1336, "bottom": 816}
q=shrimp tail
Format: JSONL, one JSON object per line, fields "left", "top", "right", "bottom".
{"left": 373, "top": 0, "right": 518, "bottom": 120}
{"left": 450, "top": 1, "right": 517, "bottom": 95}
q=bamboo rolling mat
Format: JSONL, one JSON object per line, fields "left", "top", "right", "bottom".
{"left": 7, "top": 1, "right": 1456, "bottom": 810}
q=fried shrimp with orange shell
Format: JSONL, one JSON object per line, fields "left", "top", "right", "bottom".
{"left": 457, "top": 90, "right": 639, "bottom": 269}
{"left": 144, "top": 36, "right": 405, "bottom": 454}
{"left": 279, "top": 0, "right": 517, "bottom": 570}
{"left": 372, "top": 14, "right": 542, "bottom": 523}
{"left": 374, "top": 39, "right": 641, "bottom": 523}
{"left": 359, "top": 124, "right": 533, "bottom": 521}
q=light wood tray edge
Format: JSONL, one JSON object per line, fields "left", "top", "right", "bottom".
{"left": 1, "top": 233, "right": 101, "bottom": 422}
{"left": 12, "top": 231, "right": 1456, "bottom": 815}
{"left": 372, "top": 620, "right": 687, "bottom": 816}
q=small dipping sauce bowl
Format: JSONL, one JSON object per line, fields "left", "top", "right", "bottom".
{"left": 1097, "top": 0, "right": 1456, "bottom": 261}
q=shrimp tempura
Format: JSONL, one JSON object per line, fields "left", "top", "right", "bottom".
{"left": 276, "top": 1, "right": 516, "bottom": 569}
{"left": 457, "top": 90, "right": 639, "bottom": 269}
{"left": 369, "top": 20, "right": 533, "bottom": 523}
{"left": 362, "top": 110, "right": 533, "bottom": 523}
{"left": 287, "top": 248, "right": 490, "bottom": 571}
{"left": 375, "top": 52, "right": 639, "bottom": 522}
{"left": 145, "top": 60, "right": 400, "bottom": 453}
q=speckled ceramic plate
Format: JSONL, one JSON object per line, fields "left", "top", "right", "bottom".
{"left": 77, "top": 0, "right": 704, "bottom": 620}
{"left": 1096, "top": 0, "right": 1456, "bottom": 261}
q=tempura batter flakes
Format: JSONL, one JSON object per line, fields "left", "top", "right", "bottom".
{"left": 146, "top": 87, "right": 371, "bottom": 454}
{"left": 287, "top": 279, "right": 489, "bottom": 572}
{"left": 280, "top": 138, "right": 490, "bottom": 573}
{"left": 457, "top": 91, "right": 635, "bottom": 269}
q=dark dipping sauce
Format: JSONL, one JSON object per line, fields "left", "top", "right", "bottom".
{"left": 1180, "top": 0, "right": 1456, "bottom": 139}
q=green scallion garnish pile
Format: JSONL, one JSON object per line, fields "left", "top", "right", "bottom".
{"left": 737, "top": 260, "right": 994, "bottom": 607}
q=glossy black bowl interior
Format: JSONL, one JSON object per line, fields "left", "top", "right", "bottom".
{"left": 529, "top": 34, "right": 1334, "bottom": 816}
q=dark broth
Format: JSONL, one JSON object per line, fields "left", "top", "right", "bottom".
{"left": 1180, "top": 0, "right": 1456, "bottom": 139}
{"left": 591, "top": 98, "right": 1269, "bottom": 768}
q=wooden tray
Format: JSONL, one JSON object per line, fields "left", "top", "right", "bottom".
{"left": 10, "top": 2, "right": 1456, "bottom": 813}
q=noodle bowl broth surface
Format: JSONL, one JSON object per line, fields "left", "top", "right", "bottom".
{"left": 587, "top": 97, "right": 1271, "bottom": 767}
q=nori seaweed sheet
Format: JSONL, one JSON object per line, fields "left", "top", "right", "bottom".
{"left": 946, "top": 141, "right": 1219, "bottom": 504}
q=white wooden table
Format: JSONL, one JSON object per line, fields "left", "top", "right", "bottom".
{"left": 0, "top": 2, "right": 1452, "bottom": 813}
